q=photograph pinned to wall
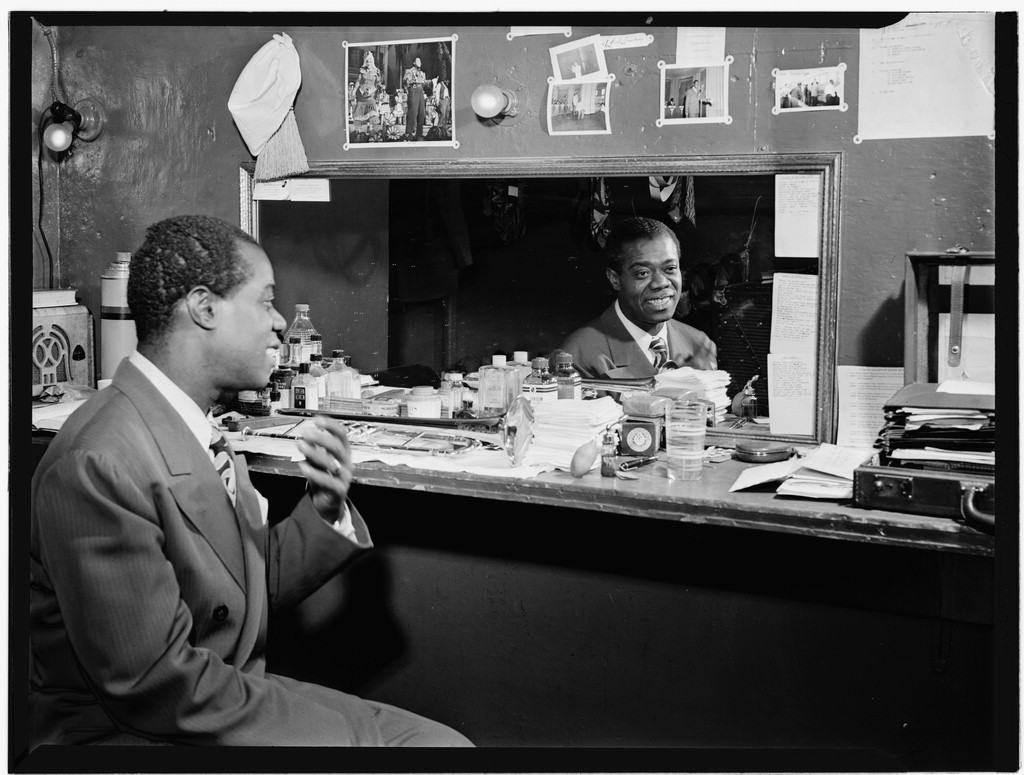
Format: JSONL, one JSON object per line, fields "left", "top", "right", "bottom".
{"left": 549, "top": 34, "right": 608, "bottom": 82}
{"left": 772, "top": 64, "right": 847, "bottom": 114}
{"left": 342, "top": 35, "right": 457, "bottom": 150}
{"left": 547, "top": 75, "right": 614, "bottom": 136}
{"left": 657, "top": 57, "right": 733, "bottom": 126}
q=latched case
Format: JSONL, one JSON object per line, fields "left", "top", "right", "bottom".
{"left": 853, "top": 464, "right": 994, "bottom": 532}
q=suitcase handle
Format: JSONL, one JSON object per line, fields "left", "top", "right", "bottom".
{"left": 960, "top": 483, "right": 995, "bottom": 532}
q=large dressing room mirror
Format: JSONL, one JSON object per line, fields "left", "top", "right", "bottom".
{"left": 241, "top": 154, "right": 841, "bottom": 445}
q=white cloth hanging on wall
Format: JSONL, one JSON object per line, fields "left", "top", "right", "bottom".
{"left": 228, "top": 33, "right": 302, "bottom": 157}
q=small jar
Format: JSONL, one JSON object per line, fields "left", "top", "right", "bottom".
{"left": 405, "top": 386, "right": 441, "bottom": 418}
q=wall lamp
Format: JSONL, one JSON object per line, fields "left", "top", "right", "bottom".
{"left": 470, "top": 77, "right": 529, "bottom": 127}
{"left": 42, "top": 99, "right": 105, "bottom": 154}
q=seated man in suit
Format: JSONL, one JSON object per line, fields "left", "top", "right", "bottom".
{"left": 553, "top": 216, "right": 717, "bottom": 379}
{"left": 29, "top": 214, "right": 473, "bottom": 749}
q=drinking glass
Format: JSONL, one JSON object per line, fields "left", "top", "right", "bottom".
{"left": 665, "top": 402, "right": 707, "bottom": 481}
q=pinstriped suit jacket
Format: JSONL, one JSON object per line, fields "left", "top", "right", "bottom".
{"left": 553, "top": 302, "right": 718, "bottom": 379}
{"left": 30, "top": 359, "right": 383, "bottom": 747}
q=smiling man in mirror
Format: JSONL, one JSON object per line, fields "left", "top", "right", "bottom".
{"left": 553, "top": 216, "right": 718, "bottom": 379}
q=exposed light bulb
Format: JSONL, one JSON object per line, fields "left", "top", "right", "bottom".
{"left": 471, "top": 84, "right": 509, "bottom": 119}
{"left": 43, "top": 121, "right": 76, "bottom": 153}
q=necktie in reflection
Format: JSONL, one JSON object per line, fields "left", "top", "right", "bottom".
{"left": 650, "top": 337, "right": 676, "bottom": 372}
{"left": 208, "top": 426, "right": 237, "bottom": 506}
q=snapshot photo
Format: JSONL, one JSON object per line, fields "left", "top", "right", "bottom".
{"left": 548, "top": 34, "right": 608, "bottom": 82}
{"left": 547, "top": 77, "right": 613, "bottom": 136}
{"left": 773, "top": 64, "right": 847, "bottom": 114}
{"left": 343, "top": 36, "right": 456, "bottom": 149}
{"left": 658, "top": 58, "right": 733, "bottom": 126}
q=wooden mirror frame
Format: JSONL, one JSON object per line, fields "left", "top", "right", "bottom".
{"left": 241, "top": 153, "right": 842, "bottom": 445}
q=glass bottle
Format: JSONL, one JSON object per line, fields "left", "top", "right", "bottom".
{"left": 290, "top": 361, "right": 319, "bottom": 410}
{"left": 309, "top": 353, "right": 329, "bottom": 405}
{"left": 446, "top": 372, "right": 465, "bottom": 417}
{"left": 326, "top": 349, "right": 361, "bottom": 403}
{"left": 270, "top": 366, "right": 295, "bottom": 410}
{"left": 479, "top": 354, "right": 512, "bottom": 416}
{"left": 284, "top": 304, "right": 318, "bottom": 365}
{"left": 554, "top": 352, "right": 582, "bottom": 400}
{"left": 511, "top": 350, "right": 534, "bottom": 383}
{"left": 438, "top": 373, "right": 454, "bottom": 419}
{"left": 522, "top": 357, "right": 558, "bottom": 404}
{"left": 600, "top": 430, "right": 618, "bottom": 477}
{"left": 310, "top": 332, "right": 323, "bottom": 359}
{"left": 503, "top": 356, "right": 523, "bottom": 405}
{"left": 741, "top": 375, "right": 760, "bottom": 419}
{"left": 285, "top": 335, "right": 303, "bottom": 369}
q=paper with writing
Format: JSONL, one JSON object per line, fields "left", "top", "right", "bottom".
{"left": 836, "top": 366, "right": 905, "bottom": 448}
{"left": 774, "top": 175, "right": 821, "bottom": 258}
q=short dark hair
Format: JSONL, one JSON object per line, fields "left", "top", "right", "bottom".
{"left": 604, "top": 217, "right": 681, "bottom": 273}
{"left": 127, "top": 215, "right": 259, "bottom": 345}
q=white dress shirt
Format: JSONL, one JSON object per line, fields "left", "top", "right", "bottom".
{"left": 614, "top": 300, "right": 669, "bottom": 367}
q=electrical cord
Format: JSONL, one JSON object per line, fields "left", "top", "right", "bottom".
{"left": 36, "top": 108, "right": 56, "bottom": 288}
{"left": 34, "top": 19, "right": 63, "bottom": 288}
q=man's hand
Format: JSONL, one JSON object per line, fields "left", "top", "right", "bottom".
{"left": 296, "top": 418, "right": 353, "bottom": 521}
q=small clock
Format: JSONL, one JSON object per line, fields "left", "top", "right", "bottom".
{"left": 619, "top": 417, "right": 661, "bottom": 456}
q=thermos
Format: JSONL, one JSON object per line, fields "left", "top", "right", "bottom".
{"left": 100, "top": 252, "right": 137, "bottom": 379}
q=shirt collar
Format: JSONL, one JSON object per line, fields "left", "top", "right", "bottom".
{"left": 614, "top": 300, "right": 668, "bottom": 365}
{"left": 128, "top": 350, "right": 217, "bottom": 450}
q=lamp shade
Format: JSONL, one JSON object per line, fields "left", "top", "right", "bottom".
{"left": 470, "top": 84, "right": 509, "bottom": 119}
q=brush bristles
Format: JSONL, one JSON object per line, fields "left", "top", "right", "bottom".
{"left": 254, "top": 110, "right": 310, "bottom": 182}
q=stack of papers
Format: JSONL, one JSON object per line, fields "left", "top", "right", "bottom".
{"left": 655, "top": 367, "right": 732, "bottom": 423}
{"left": 522, "top": 396, "right": 624, "bottom": 472}
{"left": 878, "top": 383, "right": 995, "bottom": 475}
{"left": 730, "top": 443, "right": 876, "bottom": 500}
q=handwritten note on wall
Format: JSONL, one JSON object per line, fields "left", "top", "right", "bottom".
{"left": 856, "top": 12, "right": 995, "bottom": 141}
{"left": 768, "top": 273, "right": 819, "bottom": 436}
{"left": 675, "top": 27, "right": 726, "bottom": 64}
{"left": 770, "top": 273, "right": 818, "bottom": 354}
{"left": 768, "top": 354, "right": 815, "bottom": 437}
{"left": 775, "top": 174, "right": 821, "bottom": 258}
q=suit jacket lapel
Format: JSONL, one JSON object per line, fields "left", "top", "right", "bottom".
{"left": 113, "top": 360, "right": 247, "bottom": 591}
{"left": 602, "top": 304, "right": 658, "bottom": 378}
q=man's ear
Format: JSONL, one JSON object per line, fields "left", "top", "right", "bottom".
{"left": 184, "top": 286, "right": 218, "bottom": 331}
{"left": 605, "top": 267, "right": 622, "bottom": 292}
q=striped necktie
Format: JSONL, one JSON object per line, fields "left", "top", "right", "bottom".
{"left": 208, "top": 426, "right": 236, "bottom": 506}
{"left": 650, "top": 337, "right": 670, "bottom": 372}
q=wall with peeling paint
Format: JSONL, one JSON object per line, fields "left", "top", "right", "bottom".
{"left": 29, "top": 19, "right": 996, "bottom": 375}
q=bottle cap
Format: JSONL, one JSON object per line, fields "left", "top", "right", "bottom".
{"left": 295, "top": 303, "right": 309, "bottom": 311}
{"left": 555, "top": 352, "right": 572, "bottom": 365}
{"left": 311, "top": 333, "right": 322, "bottom": 340}
{"left": 332, "top": 349, "right": 345, "bottom": 358}
{"left": 410, "top": 385, "right": 436, "bottom": 396}
{"left": 310, "top": 353, "right": 321, "bottom": 362}
{"left": 532, "top": 357, "right": 548, "bottom": 369}
{"left": 289, "top": 336, "right": 301, "bottom": 343}
{"left": 447, "top": 372, "right": 463, "bottom": 381}
{"left": 514, "top": 350, "right": 529, "bottom": 363}
{"left": 299, "top": 362, "right": 311, "bottom": 373}
{"left": 491, "top": 354, "right": 507, "bottom": 366}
